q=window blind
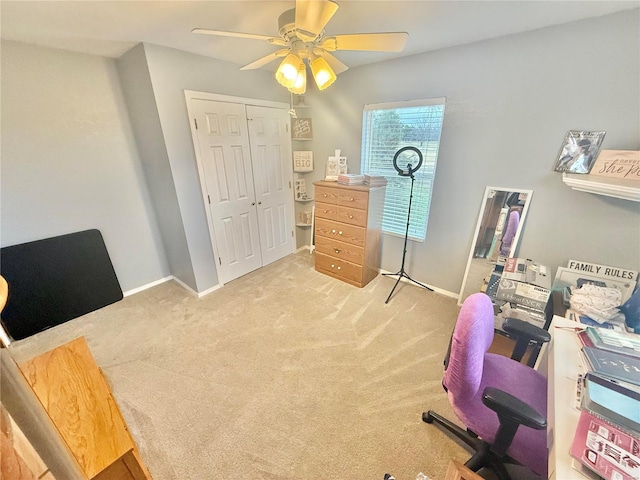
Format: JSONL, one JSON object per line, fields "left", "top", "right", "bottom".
{"left": 361, "top": 98, "right": 445, "bottom": 241}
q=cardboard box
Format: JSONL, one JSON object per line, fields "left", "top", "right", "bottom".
{"left": 495, "top": 278, "right": 551, "bottom": 312}
{"left": 502, "top": 258, "right": 552, "bottom": 289}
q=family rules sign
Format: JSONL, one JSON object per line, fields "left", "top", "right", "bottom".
{"left": 567, "top": 259, "right": 637, "bottom": 282}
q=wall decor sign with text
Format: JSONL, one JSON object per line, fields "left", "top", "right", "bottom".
{"left": 293, "top": 151, "right": 314, "bottom": 172}
{"left": 589, "top": 150, "right": 640, "bottom": 179}
{"left": 292, "top": 118, "right": 313, "bottom": 139}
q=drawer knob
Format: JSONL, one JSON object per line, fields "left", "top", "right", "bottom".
{"left": 331, "top": 229, "right": 336, "bottom": 234}
{"left": 323, "top": 210, "right": 328, "bottom": 213}
{"left": 334, "top": 248, "right": 341, "bottom": 254}
{"left": 323, "top": 194, "right": 328, "bottom": 197}
{"left": 350, "top": 197, "right": 354, "bottom": 201}
{"left": 337, "top": 266, "right": 341, "bottom": 270}
{"left": 331, "top": 264, "right": 335, "bottom": 268}
{"left": 349, "top": 214, "right": 353, "bottom": 219}
{"left": 338, "top": 231, "right": 343, "bottom": 235}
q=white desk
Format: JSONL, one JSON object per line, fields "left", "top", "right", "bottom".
{"left": 546, "top": 315, "right": 600, "bottom": 480}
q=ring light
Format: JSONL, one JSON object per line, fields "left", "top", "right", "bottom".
{"left": 393, "top": 146, "right": 423, "bottom": 177}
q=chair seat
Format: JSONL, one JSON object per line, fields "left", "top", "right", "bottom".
{"left": 448, "top": 352, "right": 548, "bottom": 476}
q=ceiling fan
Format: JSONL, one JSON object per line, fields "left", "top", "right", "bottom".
{"left": 192, "top": 0, "right": 408, "bottom": 94}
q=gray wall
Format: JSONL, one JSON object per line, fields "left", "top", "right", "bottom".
{"left": 2, "top": 9, "right": 638, "bottom": 297}
{"left": 136, "top": 43, "right": 290, "bottom": 291}
{"left": 0, "top": 41, "right": 169, "bottom": 293}
{"left": 311, "top": 9, "right": 640, "bottom": 295}
{"left": 117, "top": 44, "right": 196, "bottom": 290}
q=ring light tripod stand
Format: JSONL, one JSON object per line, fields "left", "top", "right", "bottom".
{"left": 382, "top": 146, "right": 433, "bottom": 304}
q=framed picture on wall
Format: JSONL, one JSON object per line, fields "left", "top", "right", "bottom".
{"left": 553, "top": 130, "right": 606, "bottom": 174}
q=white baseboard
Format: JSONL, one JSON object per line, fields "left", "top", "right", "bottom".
{"left": 124, "top": 275, "right": 221, "bottom": 299}
{"left": 378, "top": 269, "right": 458, "bottom": 299}
{"left": 123, "top": 276, "right": 173, "bottom": 297}
{"left": 171, "top": 276, "right": 222, "bottom": 298}
{"left": 194, "top": 282, "right": 222, "bottom": 298}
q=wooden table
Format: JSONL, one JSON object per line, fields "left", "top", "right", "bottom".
{"left": 20, "top": 337, "right": 152, "bottom": 480}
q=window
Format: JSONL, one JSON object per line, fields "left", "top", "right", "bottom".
{"left": 361, "top": 98, "right": 445, "bottom": 241}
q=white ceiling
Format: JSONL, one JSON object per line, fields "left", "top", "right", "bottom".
{"left": 1, "top": 1, "right": 637, "bottom": 72}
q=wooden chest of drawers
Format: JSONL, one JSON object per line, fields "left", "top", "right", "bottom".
{"left": 314, "top": 181, "right": 386, "bottom": 287}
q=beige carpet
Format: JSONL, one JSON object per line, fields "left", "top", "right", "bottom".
{"left": 8, "top": 252, "right": 512, "bottom": 480}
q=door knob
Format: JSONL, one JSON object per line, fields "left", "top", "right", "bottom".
{"left": 258, "top": 201, "right": 262, "bottom": 205}
{"left": 252, "top": 202, "right": 256, "bottom": 206}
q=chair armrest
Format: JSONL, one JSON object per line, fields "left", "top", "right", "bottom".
{"left": 502, "top": 317, "right": 551, "bottom": 344}
{"left": 482, "top": 386, "right": 546, "bottom": 430}
{"left": 502, "top": 317, "right": 551, "bottom": 364}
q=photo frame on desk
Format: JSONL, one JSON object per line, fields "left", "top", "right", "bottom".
{"left": 325, "top": 150, "right": 347, "bottom": 181}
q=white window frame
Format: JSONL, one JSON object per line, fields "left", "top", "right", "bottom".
{"left": 361, "top": 98, "right": 446, "bottom": 242}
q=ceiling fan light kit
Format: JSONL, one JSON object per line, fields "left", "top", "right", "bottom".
{"left": 276, "top": 53, "right": 304, "bottom": 88}
{"left": 290, "top": 63, "right": 307, "bottom": 95}
{"left": 193, "top": 0, "right": 408, "bottom": 93}
{"left": 310, "top": 56, "right": 336, "bottom": 90}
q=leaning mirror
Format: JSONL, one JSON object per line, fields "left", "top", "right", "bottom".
{"left": 458, "top": 187, "right": 533, "bottom": 305}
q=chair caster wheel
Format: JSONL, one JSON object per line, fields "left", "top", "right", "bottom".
{"left": 422, "top": 411, "right": 434, "bottom": 423}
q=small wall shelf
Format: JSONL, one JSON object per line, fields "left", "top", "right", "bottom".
{"left": 562, "top": 173, "right": 640, "bottom": 202}
{"left": 296, "top": 223, "right": 312, "bottom": 227}
{"left": 295, "top": 198, "right": 314, "bottom": 202}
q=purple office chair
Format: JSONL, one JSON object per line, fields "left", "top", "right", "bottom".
{"left": 499, "top": 210, "right": 520, "bottom": 257}
{"left": 423, "top": 293, "right": 549, "bottom": 480}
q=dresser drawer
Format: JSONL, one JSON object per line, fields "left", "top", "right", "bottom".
{"left": 315, "top": 185, "right": 339, "bottom": 204}
{"left": 315, "top": 236, "right": 364, "bottom": 265}
{"left": 338, "top": 190, "right": 368, "bottom": 210}
{"left": 315, "top": 202, "right": 338, "bottom": 220}
{"left": 314, "top": 218, "right": 366, "bottom": 247}
{"left": 315, "top": 253, "right": 363, "bottom": 285}
{"left": 337, "top": 206, "right": 367, "bottom": 227}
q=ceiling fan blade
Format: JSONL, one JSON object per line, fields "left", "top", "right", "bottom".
{"left": 295, "top": 0, "right": 339, "bottom": 39}
{"left": 320, "top": 52, "right": 349, "bottom": 75}
{"left": 239, "top": 49, "right": 289, "bottom": 70}
{"left": 322, "top": 32, "right": 408, "bottom": 52}
{"left": 192, "top": 28, "right": 287, "bottom": 46}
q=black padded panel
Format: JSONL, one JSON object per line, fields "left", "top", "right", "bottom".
{"left": 0, "top": 229, "right": 122, "bottom": 340}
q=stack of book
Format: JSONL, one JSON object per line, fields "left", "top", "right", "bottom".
{"left": 363, "top": 174, "right": 387, "bottom": 187}
{"left": 337, "top": 174, "right": 364, "bottom": 185}
{"left": 570, "top": 326, "right": 640, "bottom": 480}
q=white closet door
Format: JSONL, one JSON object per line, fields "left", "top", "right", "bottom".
{"left": 246, "top": 105, "right": 295, "bottom": 265}
{"left": 192, "top": 99, "right": 262, "bottom": 284}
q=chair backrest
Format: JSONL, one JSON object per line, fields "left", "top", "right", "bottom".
{"left": 443, "top": 293, "right": 495, "bottom": 400}
{"left": 499, "top": 210, "right": 520, "bottom": 256}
